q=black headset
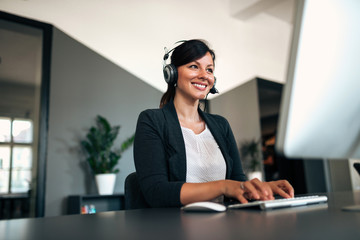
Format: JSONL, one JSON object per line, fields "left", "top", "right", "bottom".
{"left": 163, "top": 46, "right": 219, "bottom": 94}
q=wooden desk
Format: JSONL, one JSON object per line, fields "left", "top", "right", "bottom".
{"left": 1, "top": 191, "right": 360, "bottom": 240}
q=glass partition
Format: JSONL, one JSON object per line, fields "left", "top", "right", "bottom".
{"left": 0, "top": 12, "right": 51, "bottom": 218}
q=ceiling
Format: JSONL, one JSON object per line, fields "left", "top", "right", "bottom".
{"left": 0, "top": 0, "right": 296, "bottom": 94}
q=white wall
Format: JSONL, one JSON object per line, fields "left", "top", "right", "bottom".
{"left": 211, "top": 79, "right": 261, "bottom": 145}
{"left": 0, "top": 0, "right": 294, "bottom": 96}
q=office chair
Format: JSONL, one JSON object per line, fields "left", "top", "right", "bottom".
{"left": 124, "top": 172, "right": 150, "bottom": 210}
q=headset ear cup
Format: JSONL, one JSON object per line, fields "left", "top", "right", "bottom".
{"left": 163, "top": 64, "right": 178, "bottom": 85}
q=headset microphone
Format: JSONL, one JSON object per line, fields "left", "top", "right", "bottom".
{"left": 209, "top": 77, "right": 219, "bottom": 94}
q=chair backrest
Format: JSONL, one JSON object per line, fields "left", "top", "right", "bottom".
{"left": 124, "top": 172, "right": 150, "bottom": 210}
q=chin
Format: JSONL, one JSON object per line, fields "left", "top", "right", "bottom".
{"left": 196, "top": 94, "right": 207, "bottom": 100}
{"left": 188, "top": 90, "right": 208, "bottom": 101}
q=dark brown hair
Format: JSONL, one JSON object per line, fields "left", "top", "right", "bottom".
{"left": 159, "top": 39, "right": 215, "bottom": 108}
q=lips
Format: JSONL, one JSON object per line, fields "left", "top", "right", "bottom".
{"left": 192, "top": 83, "right": 207, "bottom": 90}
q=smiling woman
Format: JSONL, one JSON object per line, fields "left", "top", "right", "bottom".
{"left": 133, "top": 39, "right": 294, "bottom": 209}
{"left": 160, "top": 40, "right": 217, "bottom": 108}
{"left": 176, "top": 52, "right": 215, "bottom": 102}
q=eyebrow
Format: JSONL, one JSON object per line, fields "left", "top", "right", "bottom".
{"left": 192, "top": 60, "right": 214, "bottom": 67}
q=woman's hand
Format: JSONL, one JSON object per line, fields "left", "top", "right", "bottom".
{"left": 180, "top": 179, "right": 294, "bottom": 205}
{"left": 267, "top": 180, "right": 295, "bottom": 199}
{"left": 245, "top": 179, "right": 294, "bottom": 200}
{"left": 222, "top": 178, "right": 294, "bottom": 203}
{"left": 242, "top": 178, "right": 275, "bottom": 201}
{"left": 222, "top": 178, "right": 274, "bottom": 203}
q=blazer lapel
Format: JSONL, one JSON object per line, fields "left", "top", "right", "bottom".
{"left": 162, "top": 101, "right": 187, "bottom": 181}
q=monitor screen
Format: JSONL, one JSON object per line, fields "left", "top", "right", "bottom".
{"left": 276, "top": 0, "right": 360, "bottom": 159}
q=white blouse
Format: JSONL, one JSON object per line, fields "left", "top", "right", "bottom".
{"left": 181, "top": 124, "right": 226, "bottom": 183}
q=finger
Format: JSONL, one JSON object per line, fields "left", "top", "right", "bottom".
{"left": 245, "top": 192, "right": 273, "bottom": 201}
{"left": 274, "top": 181, "right": 295, "bottom": 198}
{"left": 282, "top": 181, "right": 295, "bottom": 197}
{"left": 276, "top": 180, "right": 295, "bottom": 198}
{"left": 237, "top": 193, "right": 249, "bottom": 204}
{"left": 274, "top": 187, "right": 291, "bottom": 199}
{"left": 250, "top": 178, "right": 273, "bottom": 198}
{"left": 243, "top": 181, "right": 260, "bottom": 199}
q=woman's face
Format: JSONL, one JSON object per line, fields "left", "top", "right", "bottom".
{"left": 175, "top": 52, "right": 215, "bottom": 101}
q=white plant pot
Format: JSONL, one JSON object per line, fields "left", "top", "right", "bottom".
{"left": 247, "top": 171, "right": 263, "bottom": 181}
{"left": 95, "top": 173, "right": 116, "bottom": 195}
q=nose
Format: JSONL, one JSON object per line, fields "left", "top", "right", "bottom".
{"left": 198, "top": 68, "right": 213, "bottom": 82}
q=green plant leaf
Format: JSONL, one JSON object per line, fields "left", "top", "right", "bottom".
{"left": 97, "top": 115, "right": 111, "bottom": 133}
{"left": 240, "top": 139, "right": 261, "bottom": 172}
{"left": 81, "top": 115, "right": 134, "bottom": 175}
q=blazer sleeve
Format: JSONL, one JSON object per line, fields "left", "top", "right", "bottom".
{"left": 133, "top": 110, "right": 184, "bottom": 207}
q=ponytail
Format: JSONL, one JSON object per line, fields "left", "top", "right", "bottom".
{"left": 159, "top": 84, "right": 176, "bottom": 108}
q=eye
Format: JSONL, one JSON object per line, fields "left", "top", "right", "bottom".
{"left": 207, "top": 68, "right": 214, "bottom": 74}
{"left": 189, "top": 64, "right": 198, "bottom": 69}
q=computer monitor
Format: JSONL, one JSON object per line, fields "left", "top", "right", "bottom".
{"left": 276, "top": 0, "right": 360, "bottom": 159}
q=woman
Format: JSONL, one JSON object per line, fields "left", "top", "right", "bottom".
{"left": 134, "top": 39, "right": 294, "bottom": 208}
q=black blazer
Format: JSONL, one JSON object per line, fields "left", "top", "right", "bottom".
{"left": 133, "top": 101, "right": 246, "bottom": 207}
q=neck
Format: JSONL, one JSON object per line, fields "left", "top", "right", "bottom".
{"left": 173, "top": 96, "right": 200, "bottom": 123}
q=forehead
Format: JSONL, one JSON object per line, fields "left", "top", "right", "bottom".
{"left": 193, "top": 52, "right": 214, "bottom": 65}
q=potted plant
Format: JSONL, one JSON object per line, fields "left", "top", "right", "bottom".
{"left": 240, "top": 139, "right": 263, "bottom": 181}
{"left": 81, "top": 115, "right": 134, "bottom": 195}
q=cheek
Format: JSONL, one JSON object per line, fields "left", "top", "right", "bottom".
{"left": 209, "top": 78, "right": 215, "bottom": 87}
{"left": 176, "top": 76, "right": 186, "bottom": 86}
{"left": 177, "top": 73, "right": 195, "bottom": 86}
{"left": 180, "top": 71, "right": 197, "bottom": 80}
{"left": 178, "top": 67, "right": 197, "bottom": 79}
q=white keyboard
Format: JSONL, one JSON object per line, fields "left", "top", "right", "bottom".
{"left": 228, "top": 195, "right": 328, "bottom": 210}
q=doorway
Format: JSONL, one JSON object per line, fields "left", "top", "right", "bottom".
{"left": 0, "top": 11, "right": 52, "bottom": 218}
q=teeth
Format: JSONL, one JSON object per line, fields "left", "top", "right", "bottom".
{"left": 193, "top": 83, "right": 206, "bottom": 89}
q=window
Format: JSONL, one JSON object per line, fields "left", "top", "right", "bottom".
{"left": 0, "top": 117, "right": 33, "bottom": 194}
